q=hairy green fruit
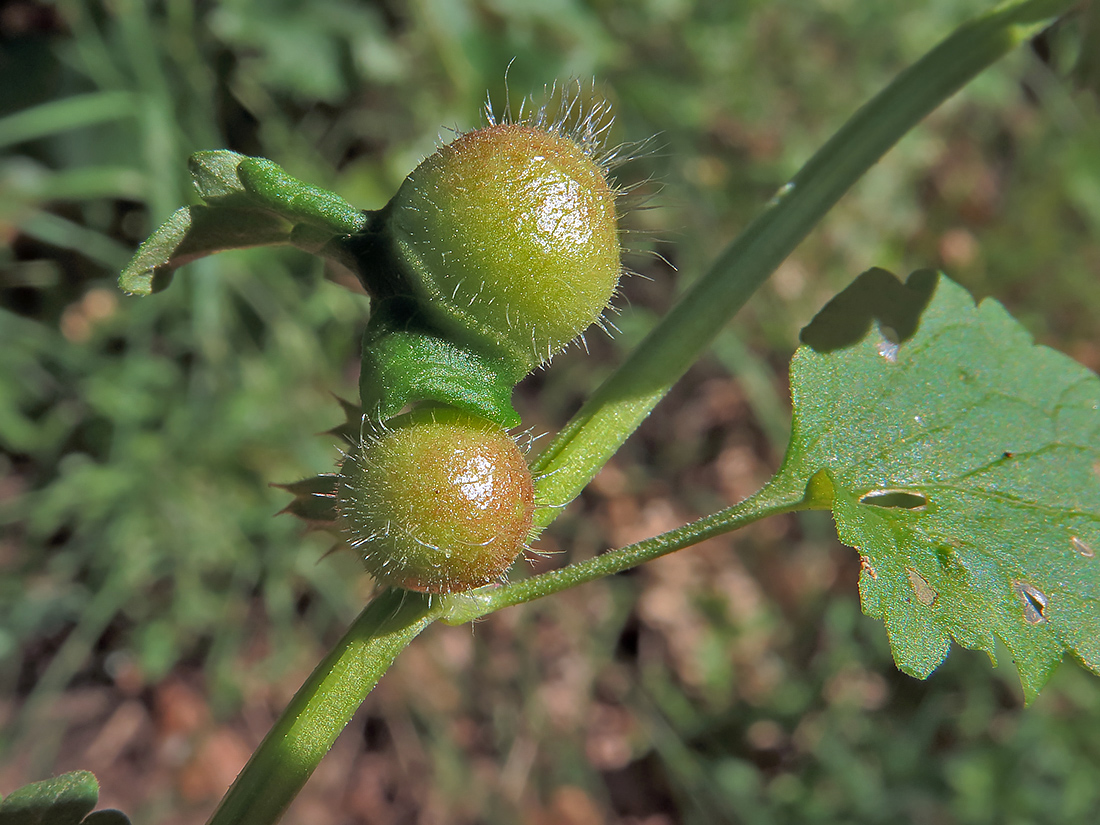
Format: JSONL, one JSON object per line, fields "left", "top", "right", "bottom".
{"left": 388, "top": 123, "right": 621, "bottom": 369}
{"left": 337, "top": 406, "right": 536, "bottom": 593}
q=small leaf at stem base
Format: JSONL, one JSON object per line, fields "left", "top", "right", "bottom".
{"left": 0, "top": 770, "right": 131, "bottom": 825}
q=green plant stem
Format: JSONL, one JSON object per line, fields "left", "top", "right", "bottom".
{"left": 528, "top": 0, "right": 1074, "bottom": 527}
{"left": 205, "top": 589, "right": 436, "bottom": 825}
{"left": 442, "top": 474, "right": 810, "bottom": 624}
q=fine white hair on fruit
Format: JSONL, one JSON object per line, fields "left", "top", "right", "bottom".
{"left": 484, "top": 79, "right": 660, "bottom": 359}
{"left": 484, "top": 77, "right": 624, "bottom": 181}
{"left": 388, "top": 77, "right": 664, "bottom": 377}
{"left": 334, "top": 406, "right": 538, "bottom": 594}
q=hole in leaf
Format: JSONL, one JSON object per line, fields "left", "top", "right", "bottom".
{"left": 1071, "top": 536, "right": 1095, "bottom": 559}
{"left": 1014, "top": 581, "right": 1048, "bottom": 625}
{"left": 859, "top": 490, "right": 928, "bottom": 510}
{"left": 906, "top": 568, "right": 937, "bottom": 606}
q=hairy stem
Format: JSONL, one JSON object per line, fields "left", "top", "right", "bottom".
{"left": 442, "top": 473, "right": 811, "bottom": 624}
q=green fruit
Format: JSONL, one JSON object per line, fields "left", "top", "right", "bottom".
{"left": 387, "top": 123, "right": 621, "bottom": 370}
{"left": 336, "top": 406, "right": 536, "bottom": 593}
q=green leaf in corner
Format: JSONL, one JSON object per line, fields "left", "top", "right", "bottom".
{"left": 0, "top": 771, "right": 129, "bottom": 825}
{"left": 778, "top": 268, "right": 1100, "bottom": 702}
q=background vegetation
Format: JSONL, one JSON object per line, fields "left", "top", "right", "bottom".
{"left": 2, "top": 1, "right": 1099, "bottom": 822}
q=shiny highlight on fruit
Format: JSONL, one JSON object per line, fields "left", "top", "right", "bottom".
{"left": 336, "top": 406, "right": 536, "bottom": 593}
{"left": 386, "top": 93, "right": 623, "bottom": 370}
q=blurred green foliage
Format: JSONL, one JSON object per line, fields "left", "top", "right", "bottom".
{"left": 2, "top": 0, "right": 1099, "bottom": 822}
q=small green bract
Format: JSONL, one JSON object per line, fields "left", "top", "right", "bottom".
{"left": 388, "top": 121, "right": 622, "bottom": 369}
{"left": 337, "top": 406, "right": 536, "bottom": 593}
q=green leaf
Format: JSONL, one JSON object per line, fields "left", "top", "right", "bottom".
{"left": 779, "top": 269, "right": 1100, "bottom": 702}
{"left": 119, "top": 152, "right": 366, "bottom": 296}
{"left": 187, "top": 150, "right": 253, "bottom": 205}
{"left": 118, "top": 204, "right": 294, "bottom": 295}
{"left": 0, "top": 771, "right": 128, "bottom": 825}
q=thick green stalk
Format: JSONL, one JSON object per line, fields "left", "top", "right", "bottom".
{"left": 205, "top": 589, "right": 436, "bottom": 825}
{"left": 529, "top": 0, "right": 1074, "bottom": 525}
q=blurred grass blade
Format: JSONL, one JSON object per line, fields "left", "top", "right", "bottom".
{"left": 18, "top": 211, "right": 133, "bottom": 271}
{"left": 1, "top": 160, "right": 147, "bottom": 202}
{"left": 1074, "top": 0, "right": 1100, "bottom": 95}
{"left": 0, "top": 92, "right": 137, "bottom": 149}
{"left": 32, "top": 166, "right": 147, "bottom": 202}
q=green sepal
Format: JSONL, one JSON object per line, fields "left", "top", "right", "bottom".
{"left": 237, "top": 157, "right": 367, "bottom": 236}
{"left": 323, "top": 395, "right": 365, "bottom": 442}
{"left": 273, "top": 475, "right": 340, "bottom": 524}
{"left": 342, "top": 213, "right": 538, "bottom": 376}
{"left": 359, "top": 311, "right": 524, "bottom": 429}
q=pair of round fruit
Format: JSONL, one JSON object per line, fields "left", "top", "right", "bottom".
{"left": 337, "top": 118, "right": 623, "bottom": 593}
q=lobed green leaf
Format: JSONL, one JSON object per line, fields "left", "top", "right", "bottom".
{"left": 779, "top": 269, "right": 1100, "bottom": 702}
